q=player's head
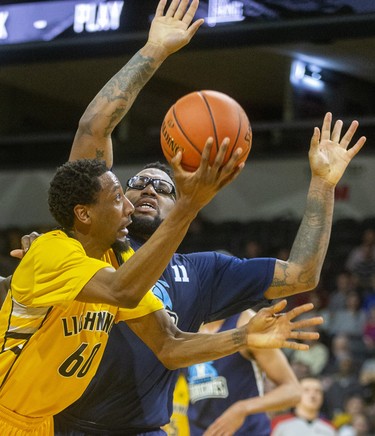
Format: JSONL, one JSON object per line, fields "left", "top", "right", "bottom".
{"left": 49, "top": 159, "right": 133, "bottom": 250}
{"left": 125, "top": 162, "right": 176, "bottom": 241}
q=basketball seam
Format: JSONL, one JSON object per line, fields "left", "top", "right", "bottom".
{"left": 200, "top": 91, "right": 219, "bottom": 152}
{"left": 228, "top": 107, "right": 242, "bottom": 159}
{"left": 172, "top": 106, "right": 202, "bottom": 156}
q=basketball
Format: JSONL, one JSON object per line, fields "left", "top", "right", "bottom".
{"left": 160, "top": 90, "right": 252, "bottom": 172}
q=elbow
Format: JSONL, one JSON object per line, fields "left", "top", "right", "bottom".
{"left": 119, "top": 291, "right": 144, "bottom": 309}
{"left": 162, "top": 360, "right": 181, "bottom": 371}
{"left": 155, "top": 348, "right": 182, "bottom": 370}
{"left": 114, "top": 288, "right": 145, "bottom": 309}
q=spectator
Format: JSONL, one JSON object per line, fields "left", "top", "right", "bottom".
{"left": 333, "top": 394, "right": 367, "bottom": 432}
{"left": 328, "top": 270, "right": 357, "bottom": 311}
{"left": 363, "top": 303, "right": 375, "bottom": 352}
{"left": 323, "top": 354, "right": 364, "bottom": 420}
{"left": 345, "top": 228, "right": 375, "bottom": 291}
{"left": 271, "top": 377, "right": 337, "bottom": 435}
{"left": 338, "top": 412, "right": 372, "bottom": 436}
{"left": 325, "top": 291, "right": 367, "bottom": 338}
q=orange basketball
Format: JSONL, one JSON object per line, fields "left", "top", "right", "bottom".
{"left": 160, "top": 90, "right": 252, "bottom": 172}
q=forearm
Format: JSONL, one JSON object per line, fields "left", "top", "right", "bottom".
{"left": 152, "top": 328, "right": 247, "bottom": 370}
{"left": 289, "top": 176, "right": 334, "bottom": 285}
{"left": 69, "top": 42, "right": 168, "bottom": 166}
{"left": 266, "top": 176, "right": 335, "bottom": 299}
{"left": 239, "top": 381, "right": 301, "bottom": 415}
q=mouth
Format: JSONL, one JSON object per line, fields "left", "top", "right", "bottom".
{"left": 134, "top": 198, "right": 158, "bottom": 213}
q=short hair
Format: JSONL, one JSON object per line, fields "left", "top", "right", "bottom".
{"left": 48, "top": 159, "right": 109, "bottom": 230}
{"left": 142, "top": 161, "right": 175, "bottom": 185}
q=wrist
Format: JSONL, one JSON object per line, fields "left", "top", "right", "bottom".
{"left": 310, "top": 174, "right": 337, "bottom": 190}
{"left": 232, "top": 326, "right": 247, "bottom": 350}
{"left": 171, "top": 199, "right": 199, "bottom": 222}
{"left": 141, "top": 41, "right": 170, "bottom": 62}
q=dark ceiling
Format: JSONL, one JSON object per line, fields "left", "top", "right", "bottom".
{"left": 0, "top": 3, "right": 375, "bottom": 169}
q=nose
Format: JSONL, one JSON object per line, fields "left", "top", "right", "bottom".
{"left": 141, "top": 183, "right": 158, "bottom": 196}
{"left": 123, "top": 195, "right": 135, "bottom": 216}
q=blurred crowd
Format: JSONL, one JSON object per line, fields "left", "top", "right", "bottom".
{"left": 1, "top": 217, "right": 375, "bottom": 435}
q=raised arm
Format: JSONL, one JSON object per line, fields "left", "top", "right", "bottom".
{"left": 265, "top": 112, "right": 366, "bottom": 299}
{"left": 69, "top": 0, "right": 203, "bottom": 167}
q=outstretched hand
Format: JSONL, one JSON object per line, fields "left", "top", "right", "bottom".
{"left": 148, "top": 0, "right": 204, "bottom": 56}
{"left": 170, "top": 137, "right": 245, "bottom": 212}
{"left": 309, "top": 112, "right": 366, "bottom": 186}
{"left": 244, "top": 299, "right": 323, "bottom": 351}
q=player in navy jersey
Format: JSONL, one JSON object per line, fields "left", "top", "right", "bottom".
{"left": 46, "top": 0, "right": 364, "bottom": 433}
{"left": 186, "top": 310, "right": 301, "bottom": 436}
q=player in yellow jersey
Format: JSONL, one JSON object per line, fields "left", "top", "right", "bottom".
{"left": 0, "top": 157, "right": 323, "bottom": 434}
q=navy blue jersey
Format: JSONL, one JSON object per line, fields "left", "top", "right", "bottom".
{"left": 187, "top": 314, "right": 271, "bottom": 436}
{"left": 54, "top": 238, "right": 276, "bottom": 434}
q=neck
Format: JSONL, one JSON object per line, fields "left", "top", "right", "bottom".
{"left": 70, "top": 230, "right": 107, "bottom": 259}
{"left": 295, "top": 406, "right": 318, "bottom": 422}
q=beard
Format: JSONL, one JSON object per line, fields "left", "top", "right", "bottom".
{"left": 128, "top": 213, "right": 163, "bottom": 241}
{"left": 111, "top": 237, "right": 131, "bottom": 254}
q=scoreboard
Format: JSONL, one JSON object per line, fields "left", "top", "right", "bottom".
{"left": 0, "top": 0, "right": 374, "bottom": 64}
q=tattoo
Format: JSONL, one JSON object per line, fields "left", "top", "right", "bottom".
{"left": 271, "top": 186, "right": 334, "bottom": 296}
{"left": 94, "top": 52, "right": 156, "bottom": 136}
{"left": 232, "top": 328, "right": 246, "bottom": 347}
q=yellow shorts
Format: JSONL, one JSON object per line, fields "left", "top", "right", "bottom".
{"left": 0, "top": 403, "right": 53, "bottom": 435}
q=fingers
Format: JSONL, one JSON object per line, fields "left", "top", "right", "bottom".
{"left": 164, "top": 0, "right": 181, "bottom": 17}
{"left": 270, "top": 299, "right": 288, "bottom": 315}
{"left": 281, "top": 341, "right": 310, "bottom": 351}
{"left": 181, "top": 0, "right": 200, "bottom": 24}
{"left": 339, "top": 119, "right": 359, "bottom": 149}
{"left": 170, "top": 149, "right": 184, "bottom": 172}
{"left": 21, "top": 232, "right": 39, "bottom": 252}
{"left": 289, "top": 330, "right": 320, "bottom": 341}
{"left": 199, "top": 138, "right": 215, "bottom": 171}
{"left": 331, "top": 119, "right": 343, "bottom": 144}
{"left": 155, "top": 0, "right": 168, "bottom": 18}
{"left": 309, "top": 126, "right": 321, "bottom": 151}
{"left": 347, "top": 135, "right": 366, "bottom": 158}
{"left": 165, "top": 0, "right": 198, "bottom": 24}
{"left": 211, "top": 138, "right": 230, "bottom": 170}
{"left": 187, "top": 18, "right": 205, "bottom": 37}
{"left": 292, "top": 316, "right": 324, "bottom": 330}
{"left": 285, "top": 302, "right": 314, "bottom": 321}
{"left": 320, "top": 112, "right": 332, "bottom": 141}
{"left": 10, "top": 249, "right": 24, "bottom": 259}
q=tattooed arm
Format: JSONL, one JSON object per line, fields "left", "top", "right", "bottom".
{"left": 69, "top": 0, "right": 204, "bottom": 167}
{"left": 265, "top": 113, "right": 366, "bottom": 300}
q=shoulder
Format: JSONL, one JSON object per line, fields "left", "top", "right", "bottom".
{"left": 31, "top": 230, "right": 84, "bottom": 254}
{"left": 271, "top": 413, "right": 296, "bottom": 430}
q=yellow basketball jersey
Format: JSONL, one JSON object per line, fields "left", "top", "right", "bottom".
{"left": 0, "top": 230, "right": 162, "bottom": 417}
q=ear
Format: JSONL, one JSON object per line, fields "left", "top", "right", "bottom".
{"left": 73, "top": 204, "right": 91, "bottom": 225}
